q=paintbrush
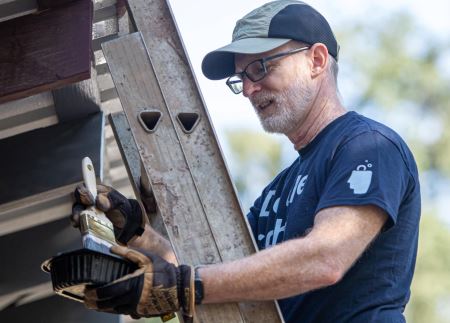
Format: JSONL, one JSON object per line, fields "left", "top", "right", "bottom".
{"left": 79, "top": 157, "right": 117, "bottom": 256}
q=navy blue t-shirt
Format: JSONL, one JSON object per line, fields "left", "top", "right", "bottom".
{"left": 247, "top": 112, "right": 420, "bottom": 323}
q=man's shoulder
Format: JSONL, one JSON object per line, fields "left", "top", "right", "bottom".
{"left": 339, "top": 112, "right": 410, "bottom": 152}
{"left": 342, "top": 112, "right": 398, "bottom": 138}
{"left": 337, "top": 112, "right": 419, "bottom": 180}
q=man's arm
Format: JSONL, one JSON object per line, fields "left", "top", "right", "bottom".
{"left": 200, "top": 204, "right": 388, "bottom": 303}
{"left": 80, "top": 202, "right": 387, "bottom": 318}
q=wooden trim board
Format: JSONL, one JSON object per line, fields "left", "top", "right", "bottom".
{"left": 0, "top": 0, "right": 93, "bottom": 104}
{"left": 0, "top": 112, "right": 104, "bottom": 204}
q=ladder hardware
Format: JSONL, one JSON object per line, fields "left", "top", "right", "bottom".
{"left": 138, "top": 110, "right": 162, "bottom": 133}
{"left": 176, "top": 112, "right": 200, "bottom": 134}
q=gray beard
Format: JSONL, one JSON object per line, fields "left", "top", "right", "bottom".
{"left": 251, "top": 78, "right": 314, "bottom": 134}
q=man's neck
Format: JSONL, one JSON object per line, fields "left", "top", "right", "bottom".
{"left": 287, "top": 92, "right": 346, "bottom": 150}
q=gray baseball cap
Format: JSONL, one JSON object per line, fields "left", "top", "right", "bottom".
{"left": 201, "top": 0, "right": 339, "bottom": 80}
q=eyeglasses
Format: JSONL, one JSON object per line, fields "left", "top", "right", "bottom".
{"left": 226, "top": 46, "right": 310, "bottom": 94}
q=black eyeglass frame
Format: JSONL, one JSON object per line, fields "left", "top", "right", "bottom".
{"left": 226, "top": 46, "right": 311, "bottom": 94}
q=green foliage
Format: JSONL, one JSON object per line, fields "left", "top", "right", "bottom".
{"left": 332, "top": 10, "right": 450, "bottom": 322}
{"left": 407, "top": 213, "right": 450, "bottom": 323}
{"left": 337, "top": 11, "right": 450, "bottom": 322}
{"left": 226, "top": 129, "right": 282, "bottom": 177}
{"left": 225, "top": 129, "right": 283, "bottom": 209}
{"left": 340, "top": 11, "right": 450, "bottom": 176}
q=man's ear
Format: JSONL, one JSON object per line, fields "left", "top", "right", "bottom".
{"left": 309, "top": 43, "right": 329, "bottom": 78}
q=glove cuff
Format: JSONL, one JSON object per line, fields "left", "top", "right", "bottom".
{"left": 178, "top": 265, "right": 195, "bottom": 320}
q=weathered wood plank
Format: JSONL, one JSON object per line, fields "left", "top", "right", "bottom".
{"left": 93, "top": 3, "right": 117, "bottom": 23}
{"left": 36, "top": 0, "right": 77, "bottom": 9}
{"left": 0, "top": 0, "right": 93, "bottom": 104}
{"left": 0, "top": 91, "right": 53, "bottom": 120}
{"left": 0, "top": 186, "right": 71, "bottom": 236}
{"left": 0, "top": 217, "right": 82, "bottom": 297}
{"left": 0, "top": 91, "right": 57, "bottom": 139}
{"left": 93, "top": 0, "right": 116, "bottom": 11}
{"left": 100, "top": 87, "right": 118, "bottom": 102}
{"left": 95, "top": 62, "right": 110, "bottom": 76}
{"left": 127, "top": 0, "right": 283, "bottom": 321}
{"left": 103, "top": 33, "right": 245, "bottom": 323}
{"left": 0, "top": 0, "right": 116, "bottom": 24}
{"left": 0, "top": 0, "right": 37, "bottom": 23}
{"left": 52, "top": 64, "right": 101, "bottom": 122}
{"left": 0, "top": 112, "right": 104, "bottom": 204}
{"left": 93, "top": 33, "right": 119, "bottom": 52}
{"left": 0, "top": 105, "right": 58, "bottom": 140}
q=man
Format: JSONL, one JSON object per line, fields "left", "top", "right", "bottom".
{"left": 73, "top": 1, "right": 421, "bottom": 322}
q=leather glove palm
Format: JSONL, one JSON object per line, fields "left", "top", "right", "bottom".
{"left": 72, "top": 184, "right": 146, "bottom": 245}
{"left": 85, "top": 245, "right": 194, "bottom": 321}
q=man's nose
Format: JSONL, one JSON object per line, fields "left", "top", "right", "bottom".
{"left": 242, "top": 78, "right": 262, "bottom": 97}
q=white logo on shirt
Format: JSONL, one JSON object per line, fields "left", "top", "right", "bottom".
{"left": 259, "top": 190, "right": 277, "bottom": 218}
{"left": 258, "top": 218, "right": 286, "bottom": 248}
{"left": 257, "top": 174, "right": 308, "bottom": 247}
{"left": 286, "top": 174, "right": 308, "bottom": 207}
{"left": 348, "top": 161, "right": 373, "bottom": 194}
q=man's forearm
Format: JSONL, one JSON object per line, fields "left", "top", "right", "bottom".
{"left": 199, "top": 236, "right": 340, "bottom": 303}
{"left": 198, "top": 205, "right": 387, "bottom": 304}
{"left": 129, "top": 224, "right": 177, "bottom": 264}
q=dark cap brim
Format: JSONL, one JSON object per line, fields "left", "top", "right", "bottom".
{"left": 201, "top": 38, "right": 291, "bottom": 80}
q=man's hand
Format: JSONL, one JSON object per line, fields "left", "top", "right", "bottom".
{"left": 72, "top": 184, "right": 146, "bottom": 245}
{"left": 84, "top": 245, "right": 194, "bottom": 321}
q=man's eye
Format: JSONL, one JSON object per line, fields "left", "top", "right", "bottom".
{"left": 266, "top": 63, "right": 276, "bottom": 71}
{"left": 256, "top": 66, "right": 265, "bottom": 73}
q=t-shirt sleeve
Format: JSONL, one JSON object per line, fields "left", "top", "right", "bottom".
{"left": 247, "top": 195, "right": 263, "bottom": 237}
{"left": 316, "top": 130, "right": 411, "bottom": 229}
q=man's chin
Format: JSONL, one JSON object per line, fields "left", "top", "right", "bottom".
{"left": 260, "top": 120, "right": 289, "bottom": 135}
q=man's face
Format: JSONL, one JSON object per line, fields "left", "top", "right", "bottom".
{"left": 235, "top": 44, "right": 316, "bottom": 135}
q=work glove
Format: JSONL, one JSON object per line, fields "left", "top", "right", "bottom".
{"left": 72, "top": 184, "right": 146, "bottom": 245}
{"left": 84, "top": 245, "right": 195, "bottom": 322}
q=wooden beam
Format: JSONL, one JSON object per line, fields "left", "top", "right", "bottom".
{"left": 0, "top": 91, "right": 53, "bottom": 120}
{"left": 0, "top": 92, "right": 58, "bottom": 139}
{"left": 0, "top": 0, "right": 117, "bottom": 24}
{"left": 36, "top": 0, "right": 78, "bottom": 10}
{"left": 0, "top": 185, "right": 72, "bottom": 236}
{"left": 0, "top": 0, "right": 93, "bottom": 104}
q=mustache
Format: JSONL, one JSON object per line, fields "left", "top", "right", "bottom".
{"left": 250, "top": 91, "right": 276, "bottom": 108}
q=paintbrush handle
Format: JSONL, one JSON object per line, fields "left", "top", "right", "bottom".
{"left": 82, "top": 157, "right": 97, "bottom": 200}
